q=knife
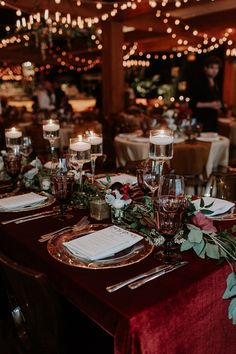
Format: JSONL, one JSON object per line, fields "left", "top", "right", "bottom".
{"left": 106, "top": 264, "right": 172, "bottom": 293}
{"left": 128, "top": 261, "right": 188, "bottom": 290}
{"left": 1, "top": 210, "right": 55, "bottom": 225}
{"left": 15, "top": 212, "right": 60, "bottom": 224}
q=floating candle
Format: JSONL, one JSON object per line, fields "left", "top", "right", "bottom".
{"left": 43, "top": 120, "right": 60, "bottom": 132}
{"left": 70, "top": 141, "right": 91, "bottom": 152}
{"left": 149, "top": 135, "right": 174, "bottom": 145}
{"left": 88, "top": 136, "right": 103, "bottom": 145}
{"left": 5, "top": 127, "right": 22, "bottom": 139}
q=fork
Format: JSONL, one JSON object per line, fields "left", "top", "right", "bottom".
{"left": 38, "top": 216, "right": 89, "bottom": 242}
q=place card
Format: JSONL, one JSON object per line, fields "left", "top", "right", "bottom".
{"left": 63, "top": 225, "right": 143, "bottom": 260}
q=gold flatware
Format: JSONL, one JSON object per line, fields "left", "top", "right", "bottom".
{"left": 106, "top": 264, "right": 171, "bottom": 293}
{"left": 128, "top": 261, "right": 188, "bottom": 290}
{"left": 1, "top": 210, "right": 56, "bottom": 225}
{"left": 38, "top": 216, "right": 89, "bottom": 242}
{"left": 15, "top": 212, "right": 60, "bottom": 224}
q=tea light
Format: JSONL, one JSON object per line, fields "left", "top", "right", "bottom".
{"left": 43, "top": 119, "right": 60, "bottom": 132}
{"left": 150, "top": 132, "right": 173, "bottom": 145}
{"left": 70, "top": 135, "right": 91, "bottom": 151}
{"left": 87, "top": 131, "right": 103, "bottom": 145}
{"left": 5, "top": 127, "right": 22, "bottom": 139}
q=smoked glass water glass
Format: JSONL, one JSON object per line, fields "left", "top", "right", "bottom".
{"left": 50, "top": 158, "right": 74, "bottom": 220}
{"left": 155, "top": 174, "right": 187, "bottom": 263}
{"left": 3, "top": 152, "right": 22, "bottom": 189}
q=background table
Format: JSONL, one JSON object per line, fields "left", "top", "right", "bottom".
{"left": 218, "top": 117, "right": 236, "bottom": 146}
{"left": 114, "top": 135, "right": 230, "bottom": 177}
{"left": 0, "top": 207, "right": 236, "bottom": 354}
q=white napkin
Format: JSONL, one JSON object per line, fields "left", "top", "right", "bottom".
{"left": 63, "top": 225, "right": 143, "bottom": 260}
{"left": 0, "top": 192, "right": 47, "bottom": 210}
{"left": 192, "top": 197, "right": 235, "bottom": 217}
{"left": 97, "top": 174, "right": 137, "bottom": 185}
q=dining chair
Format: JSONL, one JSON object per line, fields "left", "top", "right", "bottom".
{"left": 0, "top": 252, "right": 66, "bottom": 354}
{"left": 204, "top": 173, "right": 236, "bottom": 201}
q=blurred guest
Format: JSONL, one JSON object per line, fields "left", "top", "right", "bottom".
{"left": 33, "top": 80, "right": 66, "bottom": 113}
{"left": 124, "top": 82, "right": 136, "bottom": 110}
{"left": 189, "top": 56, "right": 224, "bottom": 132}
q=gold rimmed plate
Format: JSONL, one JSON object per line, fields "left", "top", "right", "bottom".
{"left": 0, "top": 192, "right": 55, "bottom": 213}
{"left": 47, "top": 224, "right": 154, "bottom": 269}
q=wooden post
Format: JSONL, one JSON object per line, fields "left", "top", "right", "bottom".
{"left": 101, "top": 21, "right": 124, "bottom": 117}
{"left": 223, "top": 58, "right": 236, "bottom": 109}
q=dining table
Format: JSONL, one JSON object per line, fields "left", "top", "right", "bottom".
{"left": 218, "top": 117, "right": 236, "bottom": 146}
{"left": 114, "top": 134, "right": 230, "bottom": 178}
{"left": 0, "top": 197, "right": 236, "bottom": 354}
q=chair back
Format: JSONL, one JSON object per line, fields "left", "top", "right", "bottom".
{"left": 0, "top": 252, "right": 64, "bottom": 354}
{"left": 204, "top": 174, "right": 236, "bottom": 202}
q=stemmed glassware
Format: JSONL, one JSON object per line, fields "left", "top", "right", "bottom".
{"left": 50, "top": 158, "right": 74, "bottom": 220}
{"left": 42, "top": 119, "right": 60, "bottom": 162}
{"left": 3, "top": 152, "right": 22, "bottom": 189}
{"left": 5, "top": 127, "right": 23, "bottom": 154}
{"left": 149, "top": 128, "right": 174, "bottom": 177}
{"left": 20, "top": 136, "right": 33, "bottom": 159}
{"left": 69, "top": 135, "right": 91, "bottom": 187}
{"left": 142, "top": 160, "right": 161, "bottom": 199}
{"left": 154, "top": 174, "right": 187, "bottom": 264}
{"left": 86, "top": 131, "right": 103, "bottom": 184}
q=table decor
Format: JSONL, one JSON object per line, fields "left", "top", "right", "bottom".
{"left": 47, "top": 224, "right": 154, "bottom": 269}
{"left": 42, "top": 119, "right": 60, "bottom": 160}
{"left": 5, "top": 127, "right": 23, "bottom": 153}
{"left": 69, "top": 135, "right": 91, "bottom": 187}
{"left": 86, "top": 130, "right": 103, "bottom": 184}
{"left": 104, "top": 182, "right": 236, "bottom": 324}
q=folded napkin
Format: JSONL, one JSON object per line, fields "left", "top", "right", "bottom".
{"left": 97, "top": 174, "right": 137, "bottom": 185}
{"left": 0, "top": 192, "right": 47, "bottom": 210}
{"left": 63, "top": 225, "right": 143, "bottom": 260}
{"left": 192, "top": 197, "right": 235, "bottom": 217}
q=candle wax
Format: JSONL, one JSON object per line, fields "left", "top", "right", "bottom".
{"left": 70, "top": 142, "right": 91, "bottom": 152}
{"left": 150, "top": 135, "right": 173, "bottom": 145}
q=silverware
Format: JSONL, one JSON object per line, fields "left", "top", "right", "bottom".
{"left": 38, "top": 216, "right": 89, "bottom": 242}
{"left": 1, "top": 210, "right": 56, "bottom": 225}
{"left": 15, "top": 212, "right": 60, "bottom": 224}
{"left": 128, "top": 261, "right": 188, "bottom": 290}
{"left": 106, "top": 264, "right": 171, "bottom": 293}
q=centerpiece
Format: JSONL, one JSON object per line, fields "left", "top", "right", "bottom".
{"left": 104, "top": 181, "right": 236, "bottom": 324}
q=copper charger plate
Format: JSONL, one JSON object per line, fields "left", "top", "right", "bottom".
{"left": 47, "top": 224, "right": 154, "bottom": 269}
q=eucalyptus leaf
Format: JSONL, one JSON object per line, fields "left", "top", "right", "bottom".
{"left": 204, "top": 202, "right": 214, "bottom": 208}
{"left": 188, "top": 229, "right": 203, "bottom": 243}
{"left": 200, "top": 198, "right": 205, "bottom": 208}
{"left": 200, "top": 209, "right": 214, "bottom": 215}
{"left": 180, "top": 240, "right": 193, "bottom": 251}
{"left": 228, "top": 298, "right": 236, "bottom": 324}
{"left": 193, "top": 240, "right": 206, "bottom": 258}
{"left": 232, "top": 225, "right": 236, "bottom": 233}
{"left": 205, "top": 243, "right": 220, "bottom": 260}
{"left": 223, "top": 272, "right": 236, "bottom": 298}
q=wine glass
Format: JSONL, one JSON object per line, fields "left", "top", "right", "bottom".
{"left": 142, "top": 160, "right": 161, "bottom": 199}
{"left": 69, "top": 135, "right": 91, "bottom": 187}
{"left": 149, "top": 128, "right": 174, "bottom": 176}
{"left": 42, "top": 119, "right": 60, "bottom": 161}
{"left": 3, "top": 152, "right": 22, "bottom": 190}
{"left": 86, "top": 131, "right": 103, "bottom": 184}
{"left": 154, "top": 174, "right": 187, "bottom": 264}
{"left": 50, "top": 158, "right": 74, "bottom": 220}
{"left": 20, "top": 136, "right": 33, "bottom": 159}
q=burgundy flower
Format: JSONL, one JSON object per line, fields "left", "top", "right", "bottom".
{"left": 191, "top": 212, "right": 217, "bottom": 232}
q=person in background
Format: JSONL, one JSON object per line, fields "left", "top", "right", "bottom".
{"left": 33, "top": 80, "right": 66, "bottom": 113}
{"left": 189, "top": 56, "right": 224, "bottom": 132}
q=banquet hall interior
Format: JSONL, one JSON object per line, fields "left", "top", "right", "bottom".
{"left": 1, "top": 0, "right": 236, "bottom": 353}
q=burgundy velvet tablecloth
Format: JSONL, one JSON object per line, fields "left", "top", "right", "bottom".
{"left": 0, "top": 206, "right": 236, "bottom": 354}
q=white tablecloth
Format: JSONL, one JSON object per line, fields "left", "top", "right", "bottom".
{"left": 114, "top": 135, "right": 230, "bottom": 177}
{"left": 218, "top": 117, "right": 236, "bottom": 146}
